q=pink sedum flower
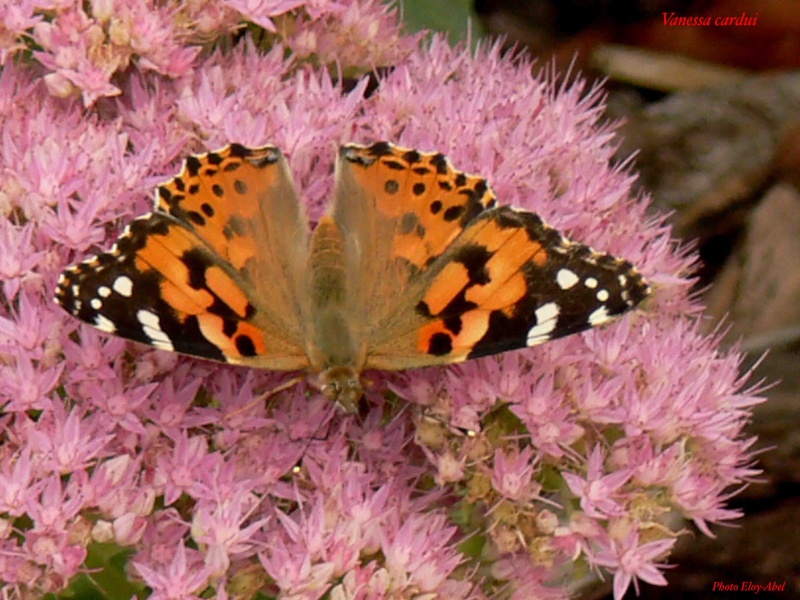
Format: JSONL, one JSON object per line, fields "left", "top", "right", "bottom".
{"left": 133, "top": 542, "right": 215, "bottom": 600}
{"left": 563, "top": 446, "right": 632, "bottom": 519}
{"left": 491, "top": 445, "right": 538, "bottom": 502}
{"left": 592, "top": 529, "right": 676, "bottom": 600}
{"left": 382, "top": 513, "right": 463, "bottom": 594}
{"left": 0, "top": 3, "right": 763, "bottom": 599}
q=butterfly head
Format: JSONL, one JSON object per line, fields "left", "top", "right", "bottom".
{"left": 311, "top": 365, "right": 363, "bottom": 413}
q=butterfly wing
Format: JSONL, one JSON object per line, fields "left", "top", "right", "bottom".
{"left": 331, "top": 142, "right": 649, "bottom": 371}
{"left": 55, "top": 144, "right": 311, "bottom": 370}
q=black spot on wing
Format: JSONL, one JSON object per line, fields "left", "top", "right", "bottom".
{"left": 402, "top": 149, "right": 421, "bottom": 164}
{"left": 443, "top": 205, "right": 464, "bottom": 222}
{"left": 367, "top": 142, "right": 393, "bottom": 157}
{"left": 187, "top": 211, "right": 205, "bottom": 226}
{"left": 430, "top": 153, "right": 448, "bottom": 175}
{"left": 185, "top": 156, "right": 201, "bottom": 177}
{"left": 235, "top": 334, "right": 257, "bottom": 357}
{"left": 384, "top": 160, "right": 405, "bottom": 171}
{"left": 428, "top": 332, "right": 453, "bottom": 355}
{"left": 228, "top": 143, "right": 252, "bottom": 159}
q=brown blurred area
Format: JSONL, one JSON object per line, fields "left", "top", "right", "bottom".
{"left": 475, "top": 0, "right": 800, "bottom": 72}
{"left": 475, "top": 1, "right": 800, "bottom": 598}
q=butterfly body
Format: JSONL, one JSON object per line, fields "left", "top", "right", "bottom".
{"left": 55, "top": 142, "right": 649, "bottom": 412}
{"left": 305, "top": 215, "right": 366, "bottom": 409}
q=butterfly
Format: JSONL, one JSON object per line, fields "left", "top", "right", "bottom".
{"left": 55, "top": 142, "right": 649, "bottom": 412}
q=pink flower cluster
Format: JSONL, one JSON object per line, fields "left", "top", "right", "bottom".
{"left": 0, "top": 2, "right": 762, "bottom": 599}
{"left": 1, "top": 0, "right": 414, "bottom": 107}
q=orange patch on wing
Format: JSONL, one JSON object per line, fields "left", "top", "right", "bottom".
{"left": 451, "top": 310, "right": 491, "bottom": 350}
{"left": 226, "top": 227, "right": 257, "bottom": 270}
{"left": 392, "top": 233, "right": 428, "bottom": 267}
{"left": 150, "top": 227, "right": 195, "bottom": 257}
{"left": 423, "top": 262, "right": 470, "bottom": 315}
{"left": 205, "top": 265, "right": 250, "bottom": 317}
{"left": 483, "top": 229, "right": 537, "bottom": 278}
{"left": 466, "top": 272, "right": 527, "bottom": 311}
{"left": 160, "top": 278, "right": 212, "bottom": 315}
{"left": 415, "top": 202, "right": 472, "bottom": 257}
{"left": 459, "top": 220, "right": 516, "bottom": 253}
{"left": 196, "top": 315, "right": 266, "bottom": 360}
{"left": 194, "top": 226, "right": 228, "bottom": 263}
{"left": 197, "top": 313, "right": 229, "bottom": 352}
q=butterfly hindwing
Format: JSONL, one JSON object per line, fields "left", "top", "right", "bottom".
{"left": 55, "top": 145, "right": 310, "bottom": 370}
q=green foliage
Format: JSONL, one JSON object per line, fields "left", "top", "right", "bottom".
{"left": 56, "top": 543, "right": 142, "bottom": 600}
{"left": 396, "top": 0, "right": 484, "bottom": 41}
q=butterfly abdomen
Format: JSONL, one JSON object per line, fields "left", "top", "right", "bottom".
{"left": 306, "top": 216, "right": 361, "bottom": 372}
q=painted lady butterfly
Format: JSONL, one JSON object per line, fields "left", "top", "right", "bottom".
{"left": 55, "top": 142, "right": 649, "bottom": 412}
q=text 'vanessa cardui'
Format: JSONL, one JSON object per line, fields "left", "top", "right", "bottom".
{"left": 55, "top": 142, "right": 649, "bottom": 412}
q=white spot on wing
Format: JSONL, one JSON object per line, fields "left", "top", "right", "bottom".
{"left": 584, "top": 277, "right": 598, "bottom": 289}
{"left": 596, "top": 289, "right": 610, "bottom": 302}
{"left": 113, "top": 276, "right": 134, "bottom": 297}
{"left": 150, "top": 338, "right": 174, "bottom": 352}
{"left": 588, "top": 306, "right": 611, "bottom": 326}
{"left": 137, "top": 310, "right": 159, "bottom": 329}
{"left": 556, "top": 268, "right": 579, "bottom": 290}
{"left": 95, "top": 314, "right": 116, "bottom": 333}
{"left": 137, "top": 310, "right": 174, "bottom": 351}
{"left": 526, "top": 302, "right": 560, "bottom": 346}
{"left": 90, "top": 298, "right": 102, "bottom": 310}
{"left": 98, "top": 286, "right": 111, "bottom": 298}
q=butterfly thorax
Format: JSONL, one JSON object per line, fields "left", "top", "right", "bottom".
{"left": 306, "top": 216, "right": 365, "bottom": 412}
